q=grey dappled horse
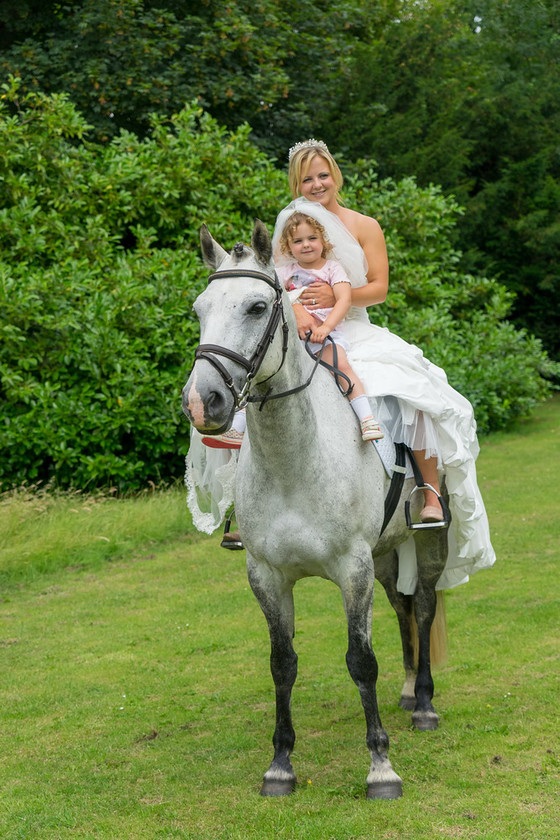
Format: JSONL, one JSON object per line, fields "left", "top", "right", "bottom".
{"left": 182, "top": 221, "right": 449, "bottom": 800}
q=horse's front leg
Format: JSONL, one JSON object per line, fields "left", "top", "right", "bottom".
{"left": 247, "top": 556, "right": 298, "bottom": 797}
{"left": 340, "top": 555, "right": 403, "bottom": 800}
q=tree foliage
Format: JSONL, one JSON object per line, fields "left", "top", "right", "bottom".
{"left": 315, "top": 0, "right": 560, "bottom": 357}
{"left": 1, "top": 0, "right": 559, "bottom": 356}
{"left": 0, "top": 0, "right": 363, "bottom": 149}
{"left": 0, "top": 82, "right": 556, "bottom": 490}
{"left": 348, "top": 169, "right": 557, "bottom": 432}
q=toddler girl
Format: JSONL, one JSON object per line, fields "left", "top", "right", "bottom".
{"left": 276, "top": 212, "right": 383, "bottom": 441}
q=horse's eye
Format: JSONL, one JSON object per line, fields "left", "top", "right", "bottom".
{"left": 248, "top": 301, "right": 267, "bottom": 316}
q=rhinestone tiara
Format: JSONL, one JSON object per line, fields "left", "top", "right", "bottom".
{"left": 288, "top": 138, "right": 330, "bottom": 162}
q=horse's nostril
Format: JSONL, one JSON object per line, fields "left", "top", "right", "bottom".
{"left": 206, "top": 390, "right": 227, "bottom": 420}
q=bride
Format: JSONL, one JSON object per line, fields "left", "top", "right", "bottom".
{"left": 186, "top": 139, "right": 495, "bottom": 593}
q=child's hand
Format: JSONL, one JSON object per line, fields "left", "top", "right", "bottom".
{"left": 310, "top": 324, "right": 330, "bottom": 344}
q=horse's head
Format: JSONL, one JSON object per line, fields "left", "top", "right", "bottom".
{"left": 182, "top": 220, "right": 290, "bottom": 434}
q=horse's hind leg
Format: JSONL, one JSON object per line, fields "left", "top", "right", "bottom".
{"left": 409, "top": 577, "right": 441, "bottom": 731}
{"left": 377, "top": 546, "right": 445, "bottom": 730}
{"left": 340, "top": 556, "right": 403, "bottom": 800}
{"left": 375, "top": 551, "right": 417, "bottom": 711}
{"left": 389, "top": 594, "right": 418, "bottom": 712}
{"left": 410, "top": 530, "right": 448, "bottom": 731}
{"left": 247, "top": 558, "right": 298, "bottom": 797}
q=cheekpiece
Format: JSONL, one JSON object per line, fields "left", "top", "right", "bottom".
{"left": 288, "top": 138, "right": 329, "bottom": 162}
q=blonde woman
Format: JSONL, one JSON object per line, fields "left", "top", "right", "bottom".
{"left": 270, "top": 139, "right": 495, "bottom": 591}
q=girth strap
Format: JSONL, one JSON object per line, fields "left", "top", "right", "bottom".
{"left": 380, "top": 442, "right": 408, "bottom": 536}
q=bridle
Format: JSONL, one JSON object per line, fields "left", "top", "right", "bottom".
{"left": 194, "top": 268, "right": 289, "bottom": 410}
{"left": 193, "top": 267, "right": 352, "bottom": 410}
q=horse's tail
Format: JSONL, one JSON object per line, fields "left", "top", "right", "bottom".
{"left": 429, "top": 590, "right": 448, "bottom": 668}
{"left": 411, "top": 590, "right": 448, "bottom": 669}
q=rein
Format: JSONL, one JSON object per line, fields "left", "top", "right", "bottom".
{"left": 193, "top": 267, "right": 352, "bottom": 410}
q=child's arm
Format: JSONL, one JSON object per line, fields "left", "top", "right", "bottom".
{"left": 310, "top": 282, "right": 351, "bottom": 343}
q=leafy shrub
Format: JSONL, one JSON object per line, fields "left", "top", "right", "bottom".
{"left": 0, "top": 78, "right": 289, "bottom": 489}
{"left": 0, "top": 79, "right": 557, "bottom": 490}
{"left": 1, "top": 251, "right": 201, "bottom": 488}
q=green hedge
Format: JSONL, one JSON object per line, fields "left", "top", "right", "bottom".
{"left": 1, "top": 78, "right": 557, "bottom": 490}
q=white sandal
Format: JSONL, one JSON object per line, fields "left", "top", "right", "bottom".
{"left": 360, "top": 418, "right": 384, "bottom": 441}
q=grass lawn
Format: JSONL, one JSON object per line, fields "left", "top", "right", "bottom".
{"left": 0, "top": 397, "right": 558, "bottom": 839}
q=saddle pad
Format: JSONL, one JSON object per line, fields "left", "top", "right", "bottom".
{"left": 372, "top": 424, "right": 414, "bottom": 479}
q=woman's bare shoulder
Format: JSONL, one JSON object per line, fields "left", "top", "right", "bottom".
{"left": 339, "top": 206, "right": 384, "bottom": 241}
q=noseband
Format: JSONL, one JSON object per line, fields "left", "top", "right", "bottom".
{"left": 194, "top": 268, "right": 289, "bottom": 409}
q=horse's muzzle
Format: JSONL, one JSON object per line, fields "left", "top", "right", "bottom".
{"left": 182, "top": 373, "right": 235, "bottom": 434}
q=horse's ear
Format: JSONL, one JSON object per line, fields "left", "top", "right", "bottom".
{"left": 200, "top": 224, "right": 228, "bottom": 270}
{"left": 251, "top": 219, "right": 272, "bottom": 266}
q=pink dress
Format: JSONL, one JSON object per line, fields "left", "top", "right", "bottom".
{"left": 276, "top": 260, "right": 351, "bottom": 352}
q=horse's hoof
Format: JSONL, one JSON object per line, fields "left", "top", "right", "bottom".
{"left": 366, "top": 779, "right": 403, "bottom": 800}
{"left": 412, "top": 710, "right": 439, "bottom": 731}
{"left": 398, "top": 695, "right": 415, "bottom": 711}
{"left": 260, "top": 778, "right": 296, "bottom": 797}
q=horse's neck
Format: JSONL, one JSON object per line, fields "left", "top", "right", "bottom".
{"left": 246, "top": 342, "right": 321, "bottom": 462}
{"left": 248, "top": 384, "right": 318, "bottom": 443}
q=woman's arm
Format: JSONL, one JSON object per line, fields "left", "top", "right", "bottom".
{"left": 351, "top": 213, "right": 389, "bottom": 306}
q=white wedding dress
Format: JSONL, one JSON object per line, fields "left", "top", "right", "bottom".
{"left": 185, "top": 198, "right": 496, "bottom": 592}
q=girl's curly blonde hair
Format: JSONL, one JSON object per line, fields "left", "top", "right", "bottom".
{"left": 278, "top": 212, "right": 333, "bottom": 259}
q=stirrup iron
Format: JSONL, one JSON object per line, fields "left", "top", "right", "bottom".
{"left": 405, "top": 483, "right": 450, "bottom": 530}
{"left": 220, "top": 510, "right": 244, "bottom": 550}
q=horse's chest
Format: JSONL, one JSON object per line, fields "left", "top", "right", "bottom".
{"left": 243, "top": 511, "right": 355, "bottom": 576}
{"left": 237, "top": 466, "right": 356, "bottom": 530}
{"left": 236, "top": 465, "right": 372, "bottom": 571}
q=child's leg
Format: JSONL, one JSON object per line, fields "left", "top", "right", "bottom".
{"left": 321, "top": 344, "right": 363, "bottom": 395}
{"left": 322, "top": 344, "right": 384, "bottom": 441}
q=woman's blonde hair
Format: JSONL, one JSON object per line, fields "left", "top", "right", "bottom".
{"left": 278, "top": 212, "right": 333, "bottom": 259}
{"left": 288, "top": 142, "right": 343, "bottom": 199}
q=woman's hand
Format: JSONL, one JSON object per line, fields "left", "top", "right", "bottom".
{"left": 293, "top": 303, "right": 318, "bottom": 339}
{"left": 298, "top": 281, "right": 335, "bottom": 310}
